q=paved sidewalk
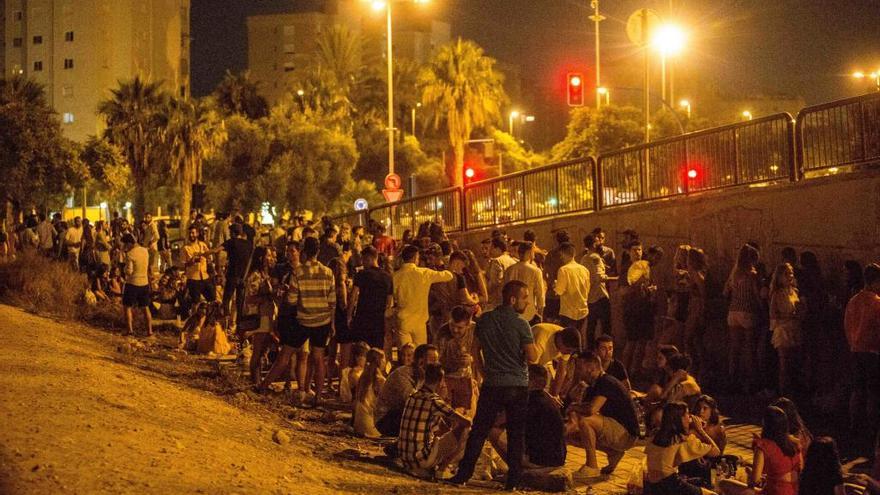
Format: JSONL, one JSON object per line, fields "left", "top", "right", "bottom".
{"left": 566, "top": 422, "right": 760, "bottom": 494}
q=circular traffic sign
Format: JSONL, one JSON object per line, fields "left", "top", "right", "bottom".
{"left": 384, "top": 173, "right": 402, "bottom": 190}
{"left": 626, "top": 8, "right": 661, "bottom": 47}
{"left": 353, "top": 198, "right": 369, "bottom": 211}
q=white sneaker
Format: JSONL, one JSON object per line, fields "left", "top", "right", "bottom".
{"left": 574, "top": 465, "right": 602, "bottom": 479}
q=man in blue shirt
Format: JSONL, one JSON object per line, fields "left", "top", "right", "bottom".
{"left": 447, "top": 280, "right": 538, "bottom": 491}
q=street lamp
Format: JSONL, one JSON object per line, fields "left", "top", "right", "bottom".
{"left": 597, "top": 87, "right": 610, "bottom": 106}
{"left": 853, "top": 70, "right": 880, "bottom": 91}
{"left": 679, "top": 99, "right": 691, "bottom": 119}
{"left": 589, "top": 0, "right": 606, "bottom": 108}
{"left": 411, "top": 102, "right": 421, "bottom": 136}
{"left": 652, "top": 23, "right": 686, "bottom": 103}
{"left": 364, "top": 0, "right": 430, "bottom": 179}
{"left": 509, "top": 110, "right": 520, "bottom": 137}
{"left": 742, "top": 110, "right": 753, "bottom": 121}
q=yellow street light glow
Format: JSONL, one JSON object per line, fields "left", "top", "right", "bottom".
{"left": 296, "top": 89, "right": 305, "bottom": 96}
{"left": 510, "top": 110, "right": 520, "bottom": 118}
{"left": 370, "top": 0, "right": 386, "bottom": 11}
{"left": 652, "top": 23, "right": 687, "bottom": 56}
{"left": 597, "top": 87, "right": 609, "bottom": 95}
{"left": 742, "top": 110, "right": 753, "bottom": 120}
{"left": 853, "top": 71, "right": 865, "bottom": 79}
{"left": 679, "top": 99, "right": 689, "bottom": 107}
{"left": 871, "top": 72, "right": 879, "bottom": 79}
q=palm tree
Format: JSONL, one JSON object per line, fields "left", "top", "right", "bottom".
{"left": 419, "top": 39, "right": 507, "bottom": 186}
{"left": 165, "top": 98, "right": 227, "bottom": 227}
{"left": 97, "top": 77, "right": 169, "bottom": 219}
{"left": 212, "top": 70, "right": 268, "bottom": 120}
{"left": 0, "top": 76, "right": 49, "bottom": 107}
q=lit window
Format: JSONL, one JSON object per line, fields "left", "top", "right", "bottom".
{"left": 33, "top": 61, "right": 43, "bottom": 71}
{"left": 12, "top": 64, "right": 23, "bottom": 75}
{"left": 283, "top": 43, "right": 295, "bottom": 54}
{"left": 62, "top": 85, "right": 74, "bottom": 97}
{"left": 33, "top": 35, "right": 43, "bottom": 44}
{"left": 64, "top": 58, "right": 74, "bottom": 69}
{"left": 63, "top": 113, "right": 75, "bottom": 124}
{"left": 65, "top": 31, "right": 74, "bottom": 42}
{"left": 13, "top": 38, "right": 22, "bottom": 47}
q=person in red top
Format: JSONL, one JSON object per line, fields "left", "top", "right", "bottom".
{"left": 372, "top": 224, "right": 396, "bottom": 258}
{"left": 844, "top": 263, "right": 880, "bottom": 455}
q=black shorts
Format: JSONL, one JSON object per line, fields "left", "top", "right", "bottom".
{"left": 350, "top": 314, "right": 385, "bottom": 349}
{"left": 334, "top": 307, "right": 357, "bottom": 344}
{"left": 277, "top": 314, "right": 304, "bottom": 348}
{"left": 122, "top": 284, "right": 150, "bottom": 308}
{"left": 287, "top": 322, "right": 332, "bottom": 349}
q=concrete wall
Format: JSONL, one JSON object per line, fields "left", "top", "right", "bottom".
{"left": 453, "top": 168, "right": 880, "bottom": 293}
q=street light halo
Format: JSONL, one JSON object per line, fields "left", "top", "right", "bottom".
{"left": 652, "top": 23, "right": 687, "bottom": 55}
{"left": 597, "top": 87, "right": 608, "bottom": 95}
{"left": 853, "top": 71, "right": 865, "bottom": 79}
{"left": 510, "top": 110, "right": 520, "bottom": 118}
{"left": 370, "top": 0, "right": 387, "bottom": 11}
{"left": 679, "top": 99, "right": 689, "bottom": 107}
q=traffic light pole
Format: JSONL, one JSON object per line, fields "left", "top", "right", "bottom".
{"left": 386, "top": 1, "right": 395, "bottom": 176}
{"left": 589, "top": 0, "right": 605, "bottom": 109}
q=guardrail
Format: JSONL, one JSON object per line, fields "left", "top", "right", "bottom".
{"left": 329, "top": 210, "right": 367, "bottom": 228}
{"left": 464, "top": 157, "right": 596, "bottom": 230}
{"left": 324, "top": 93, "right": 876, "bottom": 235}
{"left": 796, "top": 92, "right": 880, "bottom": 176}
{"left": 599, "top": 113, "right": 794, "bottom": 207}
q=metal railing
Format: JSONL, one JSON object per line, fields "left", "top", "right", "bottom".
{"left": 599, "top": 113, "right": 794, "bottom": 207}
{"left": 329, "top": 210, "right": 367, "bottom": 228}
{"left": 463, "top": 157, "right": 596, "bottom": 230}
{"left": 796, "top": 92, "right": 880, "bottom": 176}
{"left": 367, "top": 187, "right": 463, "bottom": 238}
{"left": 323, "top": 93, "right": 878, "bottom": 234}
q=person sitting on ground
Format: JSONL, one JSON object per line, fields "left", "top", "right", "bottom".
{"left": 394, "top": 342, "right": 415, "bottom": 371}
{"left": 489, "top": 364, "right": 567, "bottom": 470}
{"left": 375, "top": 344, "right": 439, "bottom": 437}
{"left": 645, "top": 345, "right": 681, "bottom": 403}
{"left": 398, "top": 363, "right": 472, "bottom": 479}
{"left": 595, "top": 334, "right": 631, "bottom": 391}
{"left": 353, "top": 348, "right": 386, "bottom": 438}
{"left": 565, "top": 351, "right": 640, "bottom": 478}
{"left": 195, "top": 302, "right": 232, "bottom": 355}
{"left": 772, "top": 397, "right": 812, "bottom": 455}
{"left": 436, "top": 306, "right": 479, "bottom": 415}
{"left": 340, "top": 342, "right": 370, "bottom": 404}
{"left": 679, "top": 394, "right": 727, "bottom": 486}
{"left": 718, "top": 406, "right": 802, "bottom": 495}
{"left": 659, "top": 353, "right": 701, "bottom": 405}
{"left": 644, "top": 401, "right": 721, "bottom": 495}
{"left": 798, "top": 436, "right": 847, "bottom": 495}
{"left": 91, "top": 263, "right": 112, "bottom": 302}
{"left": 530, "top": 323, "right": 581, "bottom": 396}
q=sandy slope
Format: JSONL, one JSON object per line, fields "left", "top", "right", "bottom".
{"left": 0, "top": 304, "right": 482, "bottom": 495}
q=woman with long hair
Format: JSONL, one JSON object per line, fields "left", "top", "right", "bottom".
{"left": 353, "top": 348, "right": 386, "bottom": 438}
{"left": 720, "top": 406, "right": 802, "bottom": 495}
{"left": 461, "top": 249, "right": 489, "bottom": 306}
{"left": 679, "top": 394, "right": 728, "bottom": 484}
{"left": 157, "top": 220, "right": 171, "bottom": 272}
{"left": 724, "top": 244, "right": 762, "bottom": 392}
{"left": 772, "top": 397, "right": 812, "bottom": 454}
{"left": 769, "top": 264, "right": 804, "bottom": 396}
{"left": 243, "top": 246, "right": 275, "bottom": 386}
{"left": 798, "top": 436, "right": 845, "bottom": 495}
{"left": 645, "top": 401, "right": 721, "bottom": 495}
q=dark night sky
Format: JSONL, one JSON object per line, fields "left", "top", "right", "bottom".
{"left": 191, "top": 0, "right": 880, "bottom": 141}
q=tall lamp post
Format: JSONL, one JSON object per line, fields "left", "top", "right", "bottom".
{"left": 509, "top": 110, "right": 520, "bottom": 138}
{"left": 652, "top": 23, "right": 686, "bottom": 103}
{"left": 589, "top": 0, "right": 605, "bottom": 108}
{"left": 367, "top": 0, "right": 430, "bottom": 178}
{"left": 679, "top": 99, "right": 691, "bottom": 119}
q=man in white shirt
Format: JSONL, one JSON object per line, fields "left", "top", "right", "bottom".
{"left": 393, "top": 245, "right": 454, "bottom": 346}
{"left": 64, "top": 217, "right": 84, "bottom": 271}
{"left": 35, "top": 213, "right": 55, "bottom": 256}
{"left": 531, "top": 323, "right": 581, "bottom": 395}
{"left": 140, "top": 213, "right": 159, "bottom": 276}
{"left": 503, "top": 241, "right": 546, "bottom": 325}
{"left": 554, "top": 242, "right": 590, "bottom": 343}
{"left": 121, "top": 233, "right": 152, "bottom": 336}
{"left": 485, "top": 237, "right": 518, "bottom": 310}
{"left": 581, "top": 234, "right": 615, "bottom": 349}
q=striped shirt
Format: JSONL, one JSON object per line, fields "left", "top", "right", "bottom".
{"left": 293, "top": 260, "right": 336, "bottom": 327}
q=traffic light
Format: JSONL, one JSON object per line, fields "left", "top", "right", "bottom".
{"left": 567, "top": 72, "right": 584, "bottom": 107}
{"left": 464, "top": 166, "right": 476, "bottom": 184}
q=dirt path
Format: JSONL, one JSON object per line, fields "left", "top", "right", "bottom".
{"left": 0, "top": 304, "right": 486, "bottom": 495}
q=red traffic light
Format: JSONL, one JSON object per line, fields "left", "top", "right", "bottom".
{"left": 567, "top": 72, "right": 584, "bottom": 107}
{"left": 465, "top": 167, "right": 475, "bottom": 179}
{"left": 687, "top": 168, "right": 698, "bottom": 179}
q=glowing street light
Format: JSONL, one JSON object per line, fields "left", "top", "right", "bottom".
{"left": 508, "top": 110, "right": 520, "bottom": 137}
{"left": 597, "top": 87, "right": 610, "bottom": 106}
{"left": 679, "top": 99, "right": 691, "bottom": 119}
{"left": 652, "top": 23, "right": 686, "bottom": 102}
{"left": 742, "top": 110, "right": 753, "bottom": 121}
{"left": 853, "top": 70, "right": 880, "bottom": 91}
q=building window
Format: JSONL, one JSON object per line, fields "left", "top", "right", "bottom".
{"left": 64, "top": 59, "right": 74, "bottom": 69}
{"left": 63, "top": 113, "right": 75, "bottom": 124}
{"left": 283, "top": 25, "right": 295, "bottom": 36}
{"left": 62, "top": 85, "right": 74, "bottom": 97}
{"left": 12, "top": 64, "right": 23, "bottom": 75}
{"left": 33, "top": 35, "right": 43, "bottom": 44}
{"left": 283, "top": 62, "right": 295, "bottom": 72}
{"left": 283, "top": 43, "right": 296, "bottom": 54}
{"left": 33, "top": 61, "right": 43, "bottom": 71}
{"left": 65, "top": 31, "right": 74, "bottom": 42}
{"left": 14, "top": 11, "right": 23, "bottom": 21}
{"left": 13, "top": 38, "right": 22, "bottom": 47}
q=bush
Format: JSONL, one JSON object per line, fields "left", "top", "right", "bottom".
{"left": 0, "top": 250, "right": 124, "bottom": 327}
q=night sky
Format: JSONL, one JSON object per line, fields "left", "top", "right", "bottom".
{"left": 191, "top": 0, "right": 880, "bottom": 142}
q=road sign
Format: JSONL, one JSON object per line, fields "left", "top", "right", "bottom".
{"left": 384, "top": 173, "right": 402, "bottom": 191}
{"left": 382, "top": 189, "right": 404, "bottom": 203}
{"left": 353, "top": 198, "right": 369, "bottom": 211}
{"left": 626, "top": 8, "right": 660, "bottom": 47}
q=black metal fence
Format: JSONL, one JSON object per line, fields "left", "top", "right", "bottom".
{"left": 325, "top": 93, "right": 876, "bottom": 234}
{"left": 796, "top": 92, "right": 880, "bottom": 175}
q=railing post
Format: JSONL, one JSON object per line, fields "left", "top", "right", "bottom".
{"left": 460, "top": 187, "right": 467, "bottom": 232}
{"left": 521, "top": 174, "right": 527, "bottom": 221}
{"left": 732, "top": 127, "right": 741, "bottom": 186}
{"left": 594, "top": 157, "right": 602, "bottom": 211}
{"left": 639, "top": 148, "right": 648, "bottom": 201}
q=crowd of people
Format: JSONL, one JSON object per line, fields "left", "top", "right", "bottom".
{"left": 2, "top": 210, "right": 879, "bottom": 494}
